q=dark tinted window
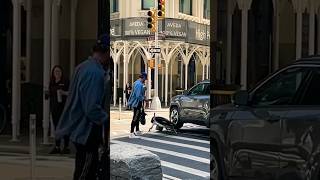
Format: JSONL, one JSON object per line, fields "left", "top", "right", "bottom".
{"left": 300, "top": 68, "right": 320, "bottom": 105}
{"left": 203, "top": 83, "right": 210, "bottom": 95}
{"left": 188, "top": 83, "right": 205, "bottom": 96}
{"left": 251, "top": 67, "right": 309, "bottom": 106}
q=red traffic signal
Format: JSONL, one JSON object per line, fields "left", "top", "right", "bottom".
{"left": 158, "top": 0, "right": 165, "bottom": 18}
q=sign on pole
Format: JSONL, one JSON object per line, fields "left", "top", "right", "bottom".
{"left": 149, "top": 47, "right": 161, "bottom": 54}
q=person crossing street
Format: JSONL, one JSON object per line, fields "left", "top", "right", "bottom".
{"left": 127, "top": 72, "right": 147, "bottom": 138}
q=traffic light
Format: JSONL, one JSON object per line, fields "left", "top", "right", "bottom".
{"left": 147, "top": 10, "right": 157, "bottom": 33}
{"left": 158, "top": 0, "right": 165, "bottom": 18}
{"left": 148, "top": 58, "right": 155, "bottom": 69}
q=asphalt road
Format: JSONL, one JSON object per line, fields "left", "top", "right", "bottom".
{"left": 111, "top": 124, "right": 210, "bottom": 180}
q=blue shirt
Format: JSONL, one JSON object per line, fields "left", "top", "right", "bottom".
{"left": 55, "top": 58, "right": 108, "bottom": 145}
{"left": 127, "top": 79, "right": 145, "bottom": 108}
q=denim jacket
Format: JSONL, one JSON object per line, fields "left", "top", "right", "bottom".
{"left": 56, "top": 58, "right": 108, "bottom": 145}
{"left": 127, "top": 80, "right": 145, "bottom": 108}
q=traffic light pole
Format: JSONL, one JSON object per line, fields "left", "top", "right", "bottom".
{"left": 150, "top": 1, "right": 162, "bottom": 110}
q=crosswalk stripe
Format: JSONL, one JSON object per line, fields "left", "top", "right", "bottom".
{"left": 163, "top": 174, "right": 182, "bottom": 180}
{"left": 137, "top": 136, "right": 210, "bottom": 152}
{"left": 111, "top": 140, "right": 209, "bottom": 164}
{"left": 161, "top": 160, "right": 210, "bottom": 178}
{"left": 149, "top": 132, "right": 209, "bottom": 144}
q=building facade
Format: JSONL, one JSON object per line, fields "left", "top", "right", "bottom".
{"left": 110, "top": 0, "right": 211, "bottom": 107}
{"left": 214, "top": 0, "right": 320, "bottom": 90}
{"left": 2, "top": 0, "right": 210, "bottom": 142}
{"left": 4, "top": 0, "right": 108, "bottom": 142}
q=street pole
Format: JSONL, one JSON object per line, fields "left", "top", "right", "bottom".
{"left": 150, "top": 2, "right": 162, "bottom": 110}
{"left": 29, "top": 114, "right": 36, "bottom": 180}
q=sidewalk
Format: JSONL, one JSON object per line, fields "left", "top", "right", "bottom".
{"left": 0, "top": 135, "right": 59, "bottom": 155}
{"left": 0, "top": 108, "right": 170, "bottom": 153}
{"left": 110, "top": 108, "right": 169, "bottom": 138}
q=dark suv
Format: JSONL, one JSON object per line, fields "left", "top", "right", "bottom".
{"left": 211, "top": 57, "right": 320, "bottom": 180}
{"left": 170, "top": 80, "right": 210, "bottom": 129}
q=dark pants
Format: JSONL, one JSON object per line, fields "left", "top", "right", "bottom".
{"left": 52, "top": 107, "right": 69, "bottom": 148}
{"left": 73, "top": 125, "right": 102, "bottom": 180}
{"left": 130, "top": 101, "right": 142, "bottom": 133}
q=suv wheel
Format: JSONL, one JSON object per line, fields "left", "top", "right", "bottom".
{"left": 170, "top": 107, "right": 183, "bottom": 129}
{"left": 211, "top": 147, "right": 224, "bottom": 180}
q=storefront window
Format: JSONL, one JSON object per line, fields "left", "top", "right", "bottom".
{"left": 179, "top": 0, "right": 193, "bottom": 15}
{"left": 110, "top": 0, "right": 119, "bottom": 13}
{"left": 142, "top": 0, "right": 155, "bottom": 10}
{"left": 204, "top": 0, "right": 210, "bottom": 19}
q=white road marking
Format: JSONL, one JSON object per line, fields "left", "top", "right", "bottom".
{"left": 149, "top": 132, "right": 209, "bottom": 144}
{"left": 137, "top": 136, "right": 209, "bottom": 152}
{"left": 161, "top": 160, "right": 210, "bottom": 178}
{"left": 111, "top": 140, "right": 209, "bottom": 164}
{"left": 163, "top": 174, "right": 182, "bottom": 180}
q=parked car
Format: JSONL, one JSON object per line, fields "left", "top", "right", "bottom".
{"left": 169, "top": 80, "right": 210, "bottom": 129}
{"left": 211, "top": 56, "right": 320, "bottom": 180}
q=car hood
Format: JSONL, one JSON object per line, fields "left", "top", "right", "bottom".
{"left": 171, "top": 95, "right": 184, "bottom": 101}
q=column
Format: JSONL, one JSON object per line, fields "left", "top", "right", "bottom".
{"left": 170, "top": 61, "right": 173, "bottom": 99}
{"left": 184, "top": 62, "right": 188, "bottom": 90}
{"left": 180, "top": 60, "right": 183, "bottom": 88}
{"left": 226, "top": 0, "right": 234, "bottom": 84}
{"left": 70, "top": 0, "right": 78, "bottom": 76}
{"left": 26, "top": 0, "right": 32, "bottom": 82}
{"left": 131, "top": 59, "right": 134, "bottom": 83}
{"left": 296, "top": 12, "right": 303, "bottom": 58}
{"left": 123, "top": 60, "right": 129, "bottom": 107}
{"left": 241, "top": 8, "right": 248, "bottom": 90}
{"left": 318, "top": 12, "right": 320, "bottom": 54}
{"left": 309, "top": 3, "right": 315, "bottom": 55}
{"left": 43, "top": 0, "right": 52, "bottom": 144}
{"left": 202, "top": 63, "right": 205, "bottom": 80}
{"left": 237, "top": 0, "right": 252, "bottom": 90}
{"left": 273, "top": 3, "right": 280, "bottom": 70}
{"left": 113, "top": 61, "right": 117, "bottom": 106}
{"left": 11, "top": 0, "right": 21, "bottom": 141}
{"left": 51, "top": 0, "right": 60, "bottom": 68}
{"left": 123, "top": 42, "right": 128, "bottom": 107}
{"left": 161, "top": 63, "right": 164, "bottom": 102}
{"left": 195, "top": 62, "right": 198, "bottom": 83}
{"left": 165, "top": 62, "right": 169, "bottom": 107}
{"left": 292, "top": 0, "right": 306, "bottom": 59}
{"left": 118, "top": 61, "right": 120, "bottom": 87}
{"left": 148, "top": 67, "right": 152, "bottom": 100}
{"left": 206, "top": 62, "right": 210, "bottom": 79}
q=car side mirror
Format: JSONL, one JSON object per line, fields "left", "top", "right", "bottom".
{"left": 233, "top": 90, "right": 249, "bottom": 106}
